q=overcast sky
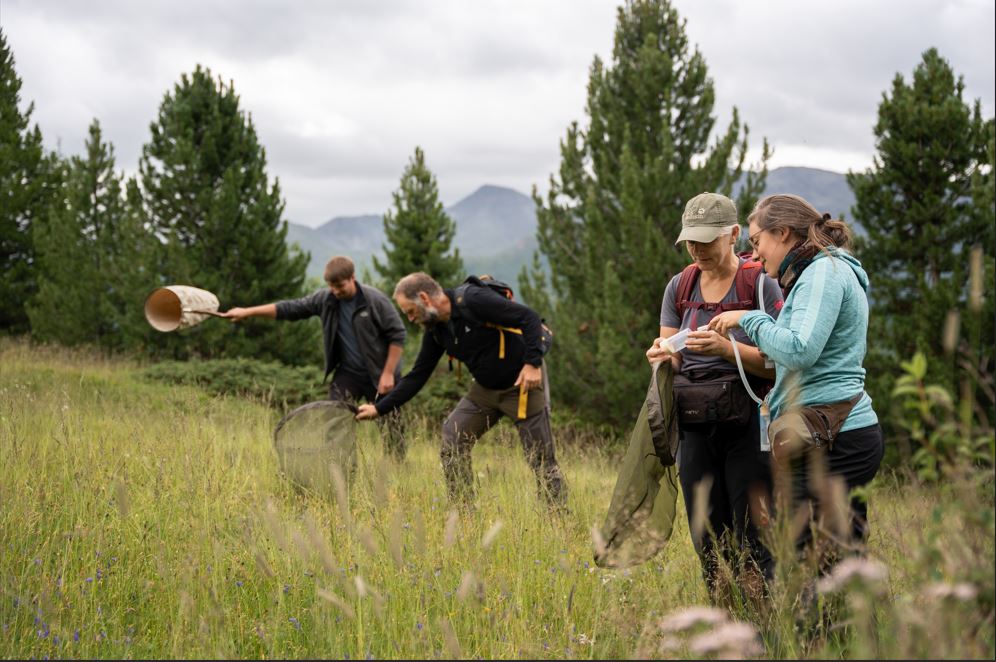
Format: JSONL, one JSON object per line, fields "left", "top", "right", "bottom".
{"left": 3, "top": 0, "right": 994, "bottom": 228}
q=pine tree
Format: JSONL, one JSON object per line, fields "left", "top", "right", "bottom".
{"left": 0, "top": 29, "right": 59, "bottom": 332}
{"left": 848, "top": 48, "right": 994, "bottom": 407}
{"left": 28, "top": 120, "right": 156, "bottom": 351}
{"left": 374, "top": 146, "right": 463, "bottom": 288}
{"left": 520, "top": 0, "right": 768, "bottom": 426}
{"left": 138, "top": 66, "right": 320, "bottom": 365}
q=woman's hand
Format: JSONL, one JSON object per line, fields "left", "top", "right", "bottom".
{"left": 708, "top": 310, "right": 748, "bottom": 337}
{"left": 646, "top": 337, "right": 673, "bottom": 365}
{"left": 685, "top": 329, "right": 731, "bottom": 358}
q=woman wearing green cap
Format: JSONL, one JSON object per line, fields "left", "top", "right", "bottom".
{"left": 709, "top": 193, "right": 883, "bottom": 565}
{"left": 646, "top": 192, "right": 783, "bottom": 598}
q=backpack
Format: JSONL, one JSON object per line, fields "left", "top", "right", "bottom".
{"left": 452, "top": 275, "right": 553, "bottom": 357}
{"left": 674, "top": 257, "right": 767, "bottom": 329}
{"left": 671, "top": 256, "right": 774, "bottom": 405}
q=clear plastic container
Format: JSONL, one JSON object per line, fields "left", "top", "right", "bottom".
{"left": 664, "top": 327, "right": 692, "bottom": 353}
{"left": 663, "top": 325, "right": 710, "bottom": 353}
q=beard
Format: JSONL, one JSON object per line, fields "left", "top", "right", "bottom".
{"left": 416, "top": 301, "right": 439, "bottom": 328}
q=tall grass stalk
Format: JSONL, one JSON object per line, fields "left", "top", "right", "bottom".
{"left": 1, "top": 338, "right": 992, "bottom": 658}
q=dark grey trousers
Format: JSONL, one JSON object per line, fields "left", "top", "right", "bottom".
{"left": 440, "top": 374, "right": 566, "bottom": 505}
{"left": 329, "top": 369, "right": 407, "bottom": 461}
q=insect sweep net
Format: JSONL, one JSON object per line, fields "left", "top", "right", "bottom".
{"left": 273, "top": 400, "right": 357, "bottom": 496}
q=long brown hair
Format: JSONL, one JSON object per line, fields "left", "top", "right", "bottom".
{"left": 748, "top": 194, "right": 852, "bottom": 255}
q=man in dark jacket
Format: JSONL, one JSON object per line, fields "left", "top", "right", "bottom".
{"left": 355, "top": 272, "right": 567, "bottom": 506}
{"left": 221, "top": 256, "right": 408, "bottom": 459}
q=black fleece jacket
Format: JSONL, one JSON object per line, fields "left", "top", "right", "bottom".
{"left": 374, "top": 286, "right": 544, "bottom": 415}
{"left": 274, "top": 283, "right": 406, "bottom": 384}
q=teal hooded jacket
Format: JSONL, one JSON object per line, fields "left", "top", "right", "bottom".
{"left": 739, "top": 249, "right": 878, "bottom": 433}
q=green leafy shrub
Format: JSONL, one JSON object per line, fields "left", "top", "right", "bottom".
{"left": 141, "top": 358, "right": 326, "bottom": 411}
{"left": 893, "top": 351, "right": 995, "bottom": 481}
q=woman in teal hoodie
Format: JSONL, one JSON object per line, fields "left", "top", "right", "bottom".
{"left": 710, "top": 193, "right": 884, "bottom": 554}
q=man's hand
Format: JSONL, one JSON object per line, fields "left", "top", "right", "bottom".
{"left": 646, "top": 337, "right": 673, "bottom": 365}
{"left": 708, "top": 310, "right": 748, "bottom": 337}
{"left": 355, "top": 404, "right": 379, "bottom": 421}
{"left": 685, "top": 329, "right": 732, "bottom": 358}
{"left": 377, "top": 372, "right": 395, "bottom": 395}
{"left": 514, "top": 364, "right": 542, "bottom": 391}
{"left": 219, "top": 307, "right": 253, "bottom": 322}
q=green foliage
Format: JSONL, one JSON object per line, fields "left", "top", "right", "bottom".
{"left": 3, "top": 340, "right": 994, "bottom": 659}
{"left": 892, "top": 351, "right": 995, "bottom": 482}
{"left": 138, "top": 65, "right": 320, "bottom": 366}
{"left": 141, "top": 358, "right": 326, "bottom": 412}
{"left": 848, "top": 48, "right": 995, "bottom": 450}
{"left": 28, "top": 120, "right": 157, "bottom": 351}
{"left": 521, "top": 0, "right": 768, "bottom": 426}
{"left": 374, "top": 146, "right": 464, "bottom": 290}
{"left": 0, "top": 30, "right": 60, "bottom": 332}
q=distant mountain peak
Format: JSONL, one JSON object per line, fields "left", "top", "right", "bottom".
{"left": 450, "top": 184, "right": 533, "bottom": 209}
{"left": 289, "top": 166, "right": 857, "bottom": 282}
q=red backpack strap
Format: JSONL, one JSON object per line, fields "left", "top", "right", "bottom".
{"left": 678, "top": 260, "right": 766, "bottom": 319}
{"left": 674, "top": 263, "right": 701, "bottom": 318}
{"left": 712, "top": 260, "right": 764, "bottom": 314}
{"left": 734, "top": 260, "right": 763, "bottom": 307}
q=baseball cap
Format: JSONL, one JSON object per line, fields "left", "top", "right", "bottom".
{"left": 674, "top": 192, "right": 738, "bottom": 245}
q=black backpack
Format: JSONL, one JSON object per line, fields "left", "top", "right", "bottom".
{"left": 452, "top": 275, "right": 553, "bottom": 356}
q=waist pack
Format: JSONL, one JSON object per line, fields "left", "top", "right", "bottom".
{"left": 672, "top": 370, "right": 754, "bottom": 427}
{"left": 767, "top": 393, "right": 863, "bottom": 459}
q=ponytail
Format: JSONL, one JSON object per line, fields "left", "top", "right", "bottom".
{"left": 750, "top": 195, "right": 852, "bottom": 255}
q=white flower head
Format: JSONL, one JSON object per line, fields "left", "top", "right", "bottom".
{"left": 689, "top": 621, "right": 763, "bottom": 659}
{"left": 659, "top": 606, "right": 729, "bottom": 633}
{"left": 816, "top": 556, "right": 889, "bottom": 594}
{"left": 924, "top": 582, "right": 978, "bottom": 601}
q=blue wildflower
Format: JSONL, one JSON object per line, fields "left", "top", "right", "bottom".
{"left": 288, "top": 617, "right": 301, "bottom": 630}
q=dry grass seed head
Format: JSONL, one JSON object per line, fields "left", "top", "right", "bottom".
{"left": 439, "top": 617, "right": 463, "bottom": 659}
{"left": 690, "top": 476, "right": 714, "bottom": 546}
{"left": 481, "top": 521, "right": 503, "bottom": 550}
{"left": 388, "top": 510, "right": 405, "bottom": 568}
{"left": 316, "top": 587, "right": 355, "bottom": 620}
{"left": 444, "top": 510, "right": 459, "bottom": 548}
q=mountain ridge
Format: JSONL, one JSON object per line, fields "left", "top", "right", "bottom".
{"left": 285, "top": 167, "right": 858, "bottom": 284}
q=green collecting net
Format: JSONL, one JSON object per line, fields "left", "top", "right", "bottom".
{"left": 273, "top": 400, "right": 358, "bottom": 496}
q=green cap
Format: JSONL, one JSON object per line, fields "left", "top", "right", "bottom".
{"left": 674, "top": 192, "right": 738, "bottom": 245}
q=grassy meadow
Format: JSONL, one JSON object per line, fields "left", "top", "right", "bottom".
{"left": 1, "top": 339, "right": 993, "bottom": 659}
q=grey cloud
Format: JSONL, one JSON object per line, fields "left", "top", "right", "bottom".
{"left": 4, "top": 0, "right": 992, "bottom": 227}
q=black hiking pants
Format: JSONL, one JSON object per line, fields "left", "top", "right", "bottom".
{"left": 329, "top": 369, "right": 407, "bottom": 461}
{"left": 789, "top": 423, "right": 884, "bottom": 552}
{"left": 678, "top": 404, "right": 774, "bottom": 591}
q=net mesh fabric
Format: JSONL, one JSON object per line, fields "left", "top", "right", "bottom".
{"left": 273, "top": 400, "right": 357, "bottom": 496}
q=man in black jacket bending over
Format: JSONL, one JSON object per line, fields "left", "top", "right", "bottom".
{"left": 356, "top": 272, "right": 567, "bottom": 506}
{"left": 221, "top": 256, "right": 408, "bottom": 459}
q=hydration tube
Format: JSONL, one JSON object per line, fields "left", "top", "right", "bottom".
{"left": 730, "top": 268, "right": 768, "bottom": 406}
{"left": 731, "top": 339, "right": 764, "bottom": 405}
